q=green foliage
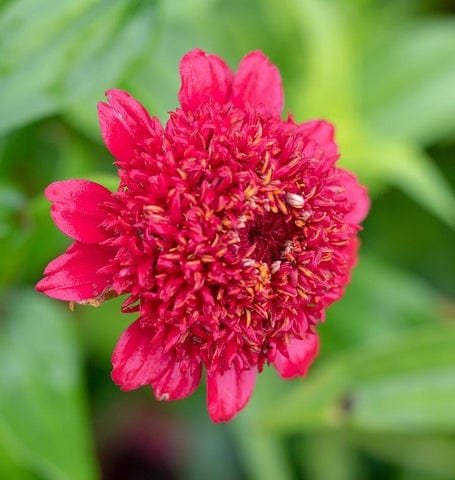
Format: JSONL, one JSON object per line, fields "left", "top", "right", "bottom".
{"left": 0, "top": 0, "right": 157, "bottom": 135}
{"left": 262, "top": 325, "right": 455, "bottom": 433}
{"left": 0, "top": 0, "right": 454, "bottom": 479}
{"left": 0, "top": 291, "right": 97, "bottom": 480}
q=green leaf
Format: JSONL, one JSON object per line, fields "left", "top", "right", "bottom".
{"left": 299, "top": 433, "right": 364, "bottom": 480}
{"left": 0, "top": 290, "right": 98, "bottom": 480}
{"left": 290, "top": 0, "right": 357, "bottom": 121}
{"left": 0, "top": 441, "right": 39, "bottom": 480}
{"left": 0, "top": 0, "right": 157, "bottom": 134}
{"left": 262, "top": 325, "right": 455, "bottom": 434}
{"left": 360, "top": 19, "right": 455, "bottom": 144}
{"left": 0, "top": 182, "right": 31, "bottom": 287}
{"left": 230, "top": 368, "right": 295, "bottom": 480}
{"left": 322, "top": 255, "right": 438, "bottom": 353}
{"left": 342, "top": 139, "right": 455, "bottom": 228}
{"left": 350, "top": 433, "right": 455, "bottom": 480}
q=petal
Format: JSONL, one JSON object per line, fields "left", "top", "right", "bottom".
{"left": 98, "top": 89, "right": 162, "bottom": 163}
{"left": 112, "top": 320, "right": 202, "bottom": 399}
{"left": 112, "top": 320, "right": 162, "bottom": 391}
{"left": 300, "top": 120, "right": 339, "bottom": 160}
{"left": 178, "top": 49, "right": 233, "bottom": 112}
{"left": 231, "top": 51, "right": 284, "bottom": 116}
{"left": 151, "top": 355, "right": 202, "bottom": 401}
{"left": 45, "top": 179, "right": 112, "bottom": 243}
{"left": 273, "top": 334, "right": 320, "bottom": 379}
{"left": 35, "top": 242, "right": 116, "bottom": 301}
{"left": 337, "top": 169, "right": 370, "bottom": 224}
{"left": 206, "top": 365, "right": 256, "bottom": 422}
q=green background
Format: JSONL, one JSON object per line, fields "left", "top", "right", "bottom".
{"left": 0, "top": 0, "right": 454, "bottom": 478}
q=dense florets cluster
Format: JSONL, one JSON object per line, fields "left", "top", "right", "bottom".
{"left": 37, "top": 50, "right": 369, "bottom": 421}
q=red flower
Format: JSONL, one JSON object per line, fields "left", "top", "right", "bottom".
{"left": 36, "top": 50, "right": 369, "bottom": 422}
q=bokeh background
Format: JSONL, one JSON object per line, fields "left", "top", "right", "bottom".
{"left": 1, "top": 0, "right": 454, "bottom": 479}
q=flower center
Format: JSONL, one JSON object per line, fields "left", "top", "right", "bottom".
{"left": 243, "top": 213, "right": 293, "bottom": 264}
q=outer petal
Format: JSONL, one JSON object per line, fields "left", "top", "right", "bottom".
{"left": 300, "top": 120, "right": 338, "bottom": 160}
{"left": 231, "top": 51, "right": 284, "bottom": 116}
{"left": 112, "top": 320, "right": 163, "bottom": 391}
{"left": 337, "top": 169, "right": 370, "bottom": 224}
{"left": 45, "top": 179, "right": 112, "bottom": 243}
{"left": 151, "top": 356, "right": 202, "bottom": 401}
{"left": 98, "top": 89, "right": 162, "bottom": 163}
{"left": 178, "top": 49, "right": 233, "bottom": 112}
{"left": 273, "top": 334, "right": 320, "bottom": 379}
{"left": 206, "top": 365, "right": 256, "bottom": 422}
{"left": 112, "top": 321, "right": 202, "bottom": 400}
{"left": 35, "top": 242, "right": 116, "bottom": 301}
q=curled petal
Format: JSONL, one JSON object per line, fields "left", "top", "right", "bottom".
{"left": 274, "top": 334, "right": 319, "bottom": 379}
{"left": 206, "top": 365, "right": 256, "bottom": 422}
{"left": 45, "top": 179, "right": 112, "bottom": 243}
{"left": 98, "top": 89, "right": 162, "bottom": 163}
{"left": 35, "top": 242, "right": 116, "bottom": 301}
{"left": 337, "top": 170, "right": 370, "bottom": 224}
{"left": 178, "top": 49, "right": 233, "bottom": 112}
{"left": 112, "top": 320, "right": 202, "bottom": 399}
{"left": 231, "top": 51, "right": 284, "bottom": 116}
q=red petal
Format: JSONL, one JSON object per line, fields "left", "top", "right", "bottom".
{"left": 98, "top": 89, "right": 162, "bottom": 163}
{"left": 206, "top": 365, "right": 256, "bottom": 422}
{"left": 338, "top": 170, "right": 370, "bottom": 224}
{"left": 300, "top": 120, "right": 338, "bottom": 160}
{"left": 178, "top": 49, "right": 233, "bottom": 112}
{"left": 112, "top": 320, "right": 162, "bottom": 391}
{"left": 45, "top": 180, "right": 111, "bottom": 243}
{"left": 151, "top": 356, "right": 202, "bottom": 401}
{"left": 112, "top": 320, "right": 202, "bottom": 399}
{"left": 35, "top": 242, "right": 115, "bottom": 301}
{"left": 231, "top": 51, "right": 283, "bottom": 116}
{"left": 273, "top": 334, "right": 320, "bottom": 379}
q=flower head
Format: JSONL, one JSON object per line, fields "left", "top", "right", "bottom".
{"left": 36, "top": 49, "right": 369, "bottom": 422}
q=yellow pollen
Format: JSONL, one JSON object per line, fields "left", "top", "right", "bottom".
{"left": 263, "top": 168, "right": 273, "bottom": 185}
{"left": 276, "top": 196, "right": 288, "bottom": 215}
{"left": 261, "top": 152, "right": 271, "bottom": 173}
{"left": 258, "top": 263, "right": 269, "bottom": 282}
{"left": 298, "top": 266, "right": 314, "bottom": 277}
{"left": 245, "top": 309, "right": 252, "bottom": 328}
{"left": 244, "top": 184, "right": 258, "bottom": 198}
{"left": 143, "top": 204, "right": 165, "bottom": 213}
{"left": 177, "top": 168, "right": 188, "bottom": 180}
{"left": 215, "top": 247, "right": 227, "bottom": 258}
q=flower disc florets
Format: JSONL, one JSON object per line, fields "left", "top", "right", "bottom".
{"left": 36, "top": 49, "right": 369, "bottom": 422}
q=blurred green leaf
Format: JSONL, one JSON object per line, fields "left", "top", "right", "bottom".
{"left": 230, "top": 368, "right": 295, "bottom": 480}
{"left": 0, "top": 0, "right": 157, "bottom": 134}
{"left": 299, "top": 433, "right": 364, "bottom": 480}
{"left": 322, "top": 254, "right": 439, "bottom": 352}
{"left": 360, "top": 19, "right": 455, "bottom": 144}
{"left": 231, "top": 424, "right": 293, "bottom": 480}
{"left": 0, "top": 290, "right": 98, "bottom": 480}
{"left": 5, "top": 194, "right": 70, "bottom": 286}
{"left": 0, "top": 442, "right": 39, "bottom": 480}
{"left": 0, "top": 182, "right": 31, "bottom": 287}
{"left": 291, "top": 0, "right": 356, "bottom": 120}
{"left": 262, "top": 324, "right": 455, "bottom": 434}
{"left": 350, "top": 433, "right": 455, "bottom": 480}
{"left": 342, "top": 139, "right": 455, "bottom": 228}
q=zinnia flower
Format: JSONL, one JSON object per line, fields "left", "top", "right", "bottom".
{"left": 36, "top": 49, "right": 369, "bottom": 422}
